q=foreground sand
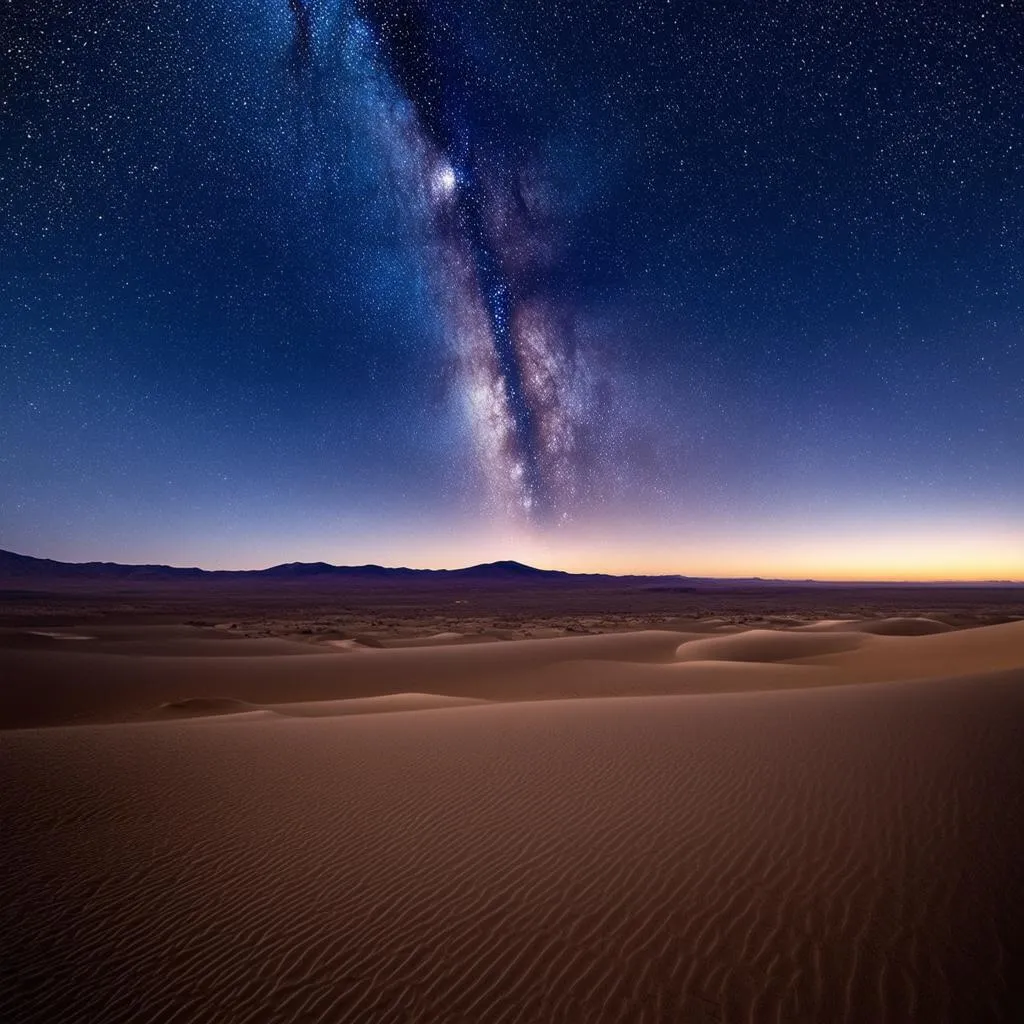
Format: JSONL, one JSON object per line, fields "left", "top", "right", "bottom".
{"left": 2, "top": 618, "right": 1023, "bottom": 1021}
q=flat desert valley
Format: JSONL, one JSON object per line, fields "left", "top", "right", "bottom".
{"left": 2, "top": 572, "right": 1023, "bottom": 1022}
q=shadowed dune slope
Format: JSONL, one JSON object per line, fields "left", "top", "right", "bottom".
{"left": 2, "top": 669, "right": 1023, "bottom": 1023}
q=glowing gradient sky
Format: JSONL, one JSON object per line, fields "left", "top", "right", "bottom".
{"left": 2, "top": 1, "right": 1022, "bottom": 579}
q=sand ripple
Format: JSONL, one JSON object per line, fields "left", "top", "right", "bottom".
{"left": 2, "top": 670, "right": 1022, "bottom": 1022}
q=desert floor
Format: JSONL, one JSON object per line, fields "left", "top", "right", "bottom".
{"left": 2, "top": 587, "right": 1023, "bottom": 1021}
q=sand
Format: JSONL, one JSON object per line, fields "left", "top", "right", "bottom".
{"left": 2, "top": 616, "right": 1023, "bottom": 1021}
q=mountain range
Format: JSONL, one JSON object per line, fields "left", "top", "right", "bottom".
{"left": 0, "top": 549, "right": 1018, "bottom": 588}
{"left": 0, "top": 549, "right": 582, "bottom": 584}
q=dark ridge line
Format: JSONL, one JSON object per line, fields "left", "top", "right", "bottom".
{"left": 0, "top": 550, "right": 1021, "bottom": 588}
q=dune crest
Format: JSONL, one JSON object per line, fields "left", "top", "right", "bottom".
{"left": 269, "top": 693, "right": 488, "bottom": 717}
{"left": 158, "top": 697, "right": 257, "bottom": 717}
{"left": 796, "top": 615, "right": 955, "bottom": 635}
{"left": 674, "top": 628, "right": 871, "bottom": 663}
{"left": 158, "top": 693, "right": 487, "bottom": 721}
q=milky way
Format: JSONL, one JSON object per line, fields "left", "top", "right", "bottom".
{"left": 5, "top": 0, "right": 1019, "bottom": 574}
{"left": 345, "top": 1, "right": 587, "bottom": 524}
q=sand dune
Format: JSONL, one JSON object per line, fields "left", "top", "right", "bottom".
{"left": 271, "top": 693, "right": 489, "bottom": 716}
{"left": 375, "top": 631, "right": 499, "bottom": 648}
{"left": 796, "top": 615, "right": 955, "bottom": 635}
{"left": 327, "top": 638, "right": 379, "bottom": 651}
{"left": 2, "top": 665, "right": 1023, "bottom": 1022}
{"left": 159, "top": 693, "right": 488, "bottom": 719}
{"left": 2, "top": 618, "right": 1024, "bottom": 1020}
{"left": 26, "top": 630, "right": 95, "bottom": 640}
{"left": 0, "top": 628, "right": 325, "bottom": 658}
{"left": 673, "top": 628, "right": 873, "bottom": 663}
{"left": 159, "top": 696, "right": 258, "bottom": 716}
{"left": 4, "top": 621, "right": 1024, "bottom": 728}
{"left": 0, "top": 629, "right": 695, "bottom": 728}
{"left": 801, "top": 617, "right": 1024, "bottom": 681}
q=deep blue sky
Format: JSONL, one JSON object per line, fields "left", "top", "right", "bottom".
{"left": 2, "top": 1, "right": 1021, "bottom": 578}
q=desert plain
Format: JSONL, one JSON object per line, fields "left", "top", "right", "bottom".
{"left": 2, "top": 568, "right": 1023, "bottom": 1022}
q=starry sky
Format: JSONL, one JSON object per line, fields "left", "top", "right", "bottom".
{"left": 2, "top": 0, "right": 1022, "bottom": 579}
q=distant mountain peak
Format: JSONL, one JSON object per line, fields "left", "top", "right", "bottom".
{"left": 462, "top": 559, "right": 557, "bottom": 574}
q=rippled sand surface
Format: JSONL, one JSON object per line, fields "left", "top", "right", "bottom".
{"left": 2, "top": 619, "right": 1023, "bottom": 1021}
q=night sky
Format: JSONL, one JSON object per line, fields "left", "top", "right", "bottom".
{"left": 2, "top": 1, "right": 1022, "bottom": 579}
